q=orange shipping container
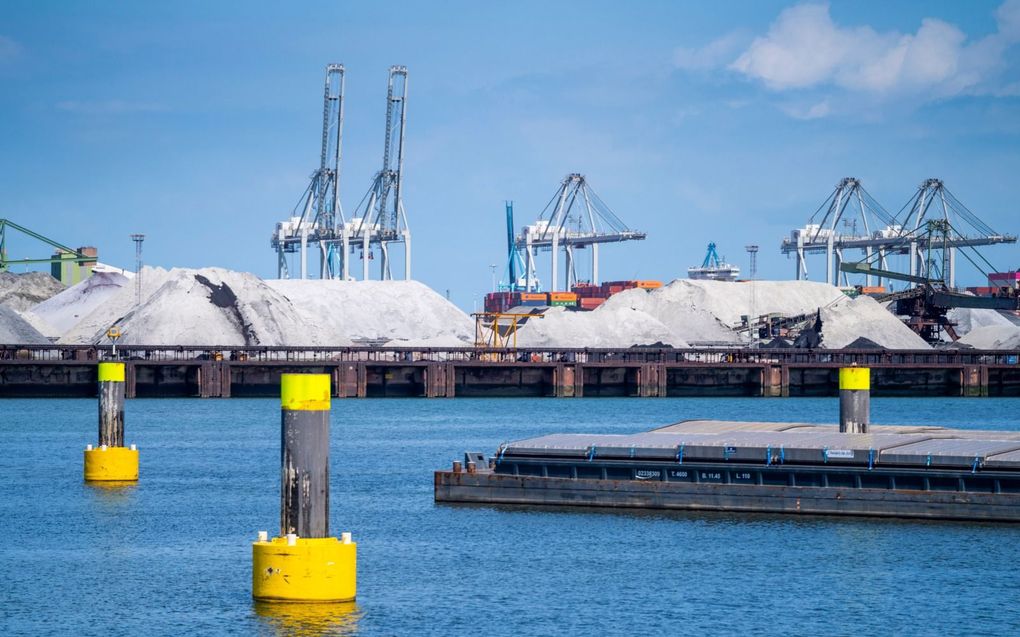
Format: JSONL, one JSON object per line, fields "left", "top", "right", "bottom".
{"left": 579, "top": 298, "right": 605, "bottom": 310}
{"left": 548, "top": 292, "right": 578, "bottom": 302}
{"left": 635, "top": 280, "right": 663, "bottom": 289}
{"left": 519, "top": 292, "right": 547, "bottom": 302}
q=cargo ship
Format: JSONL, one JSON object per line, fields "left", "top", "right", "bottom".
{"left": 688, "top": 242, "right": 740, "bottom": 282}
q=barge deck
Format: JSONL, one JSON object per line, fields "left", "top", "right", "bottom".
{"left": 435, "top": 419, "right": 1020, "bottom": 522}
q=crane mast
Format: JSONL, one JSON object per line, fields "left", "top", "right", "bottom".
{"left": 351, "top": 65, "right": 411, "bottom": 280}
{"left": 271, "top": 64, "right": 347, "bottom": 279}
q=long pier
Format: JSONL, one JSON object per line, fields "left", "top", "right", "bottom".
{"left": 1, "top": 344, "right": 1018, "bottom": 398}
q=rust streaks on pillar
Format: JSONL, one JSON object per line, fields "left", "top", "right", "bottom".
{"left": 963, "top": 366, "right": 981, "bottom": 397}
{"left": 98, "top": 365, "right": 125, "bottom": 447}
{"left": 219, "top": 361, "right": 232, "bottom": 398}
{"left": 445, "top": 362, "right": 456, "bottom": 398}
{"left": 125, "top": 362, "right": 137, "bottom": 399}
{"left": 356, "top": 363, "right": 367, "bottom": 398}
{"left": 280, "top": 374, "right": 330, "bottom": 538}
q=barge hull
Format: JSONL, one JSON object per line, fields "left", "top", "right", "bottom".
{"left": 434, "top": 471, "right": 1020, "bottom": 522}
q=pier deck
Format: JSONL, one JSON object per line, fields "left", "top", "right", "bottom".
{"left": 1, "top": 344, "right": 1018, "bottom": 398}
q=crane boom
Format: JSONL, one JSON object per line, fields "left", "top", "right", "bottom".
{"left": 838, "top": 261, "right": 930, "bottom": 285}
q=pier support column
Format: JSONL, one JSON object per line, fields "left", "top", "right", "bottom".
{"left": 125, "top": 362, "right": 137, "bottom": 399}
{"left": 839, "top": 367, "right": 870, "bottom": 434}
{"left": 253, "top": 373, "right": 356, "bottom": 603}
{"left": 635, "top": 364, "right": 653, "bottom": 397}
{"left": 356, "top": 364, "right": 367, "bottom": 398}
{"left": 219, "top": 362, "right": 232, "bottom": 398}
{"left": 962, "top": 366, "right": 982, "bottom": 397}
{"left": 445, "top": 363, "right": 456, "bottom": 398}
{"left": 556, "top": 364, "right": 576, "bottom": 397}
{"left": 337, "top": 364, "right": 357, "bottom": 398}
{"left": 84, "top": 362, "right": 138, "bottom": 482}
{"left": 762, "top": 365, "right": 784, "bottom": 397}
{"left": 425, "top": 363, "right": 448, "bottom": 398}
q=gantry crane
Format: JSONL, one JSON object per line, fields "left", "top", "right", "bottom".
{"left": 783, "top": 178, "right": 1015, "bottom": 287}
{"left": 348, "top": 65, "right": 411, "bottom": 281}
{"left": 272, "top": 64, "right": 347, "bottom": 279}
{"left": 841, "top": 220, "right": 1018, "bottom": 343}
{"left": 517, "top": 174, "right": 645, "bottom": 292}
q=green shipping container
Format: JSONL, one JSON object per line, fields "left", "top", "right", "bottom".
{"left": 550, "top": 299, "right": 577, "bottom": 307}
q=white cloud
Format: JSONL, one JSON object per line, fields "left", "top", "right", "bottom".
{"left": 673, "top": 32, "right": 748, "bottom": 71}
{"left": 728, "top": 1, "right": 1020, "bottom": 97}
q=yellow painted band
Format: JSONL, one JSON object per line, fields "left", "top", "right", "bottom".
{"left": 281, "top": 374, "right": 331, "bottom": 411}
{"left": 84, "top": 446, "right": 138, "bottom": 481}
{"left": 253, "top": 536, "right": 356, "bottom": 602}
{"left": 98, "top": 362, "right": 125, "bottom": 383}
{"left": 839, "top": 367, "right": 870, "bottom": 391}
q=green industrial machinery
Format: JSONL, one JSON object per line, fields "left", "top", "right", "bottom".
{"left": 0, "top": 218, "right": 97, "bottom": 283}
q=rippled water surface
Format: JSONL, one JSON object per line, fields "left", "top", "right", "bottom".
{"left": 2, "top": 397, "right": 1020, "bottom": 636}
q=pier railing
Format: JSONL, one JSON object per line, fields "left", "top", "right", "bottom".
{"left": 1, "top": 344, "right": 1018, "bottom": 366}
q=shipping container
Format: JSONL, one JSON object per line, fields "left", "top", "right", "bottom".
{"left": 603, "top": 280, "right": 639, "bottom": 289}
{"left": 549, "top": 299, "right": 577, "bottom": 307}
{"left": 635, "top": 280, "right": 663, "bottom": 289}
{"left": 858, "top": 286, "right": 886, "bottom": 294}
{"left": 548, "top": 292, "right": 578, "bottom": 302}
{"left": 572, "top": 287, "right": 608, "bottom": 299}
{"left": 519, "top": 292, "right": 547, "bottom": 302}
{"left": 579, "top": 298, "right": 605, "bottom": 310}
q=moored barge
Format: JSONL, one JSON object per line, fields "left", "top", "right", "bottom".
{"left": 435, "top": 418, "right": 1020, "bottom": 522}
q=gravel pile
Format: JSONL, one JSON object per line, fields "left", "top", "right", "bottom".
{"left": 0, "top": 271, "right": 64, "bottom": 312}
{"left": 515, "top": 279, "right": 929, "bottom": 349}
{"left": 0, "top": 304, "right": 50, "bottom": 344}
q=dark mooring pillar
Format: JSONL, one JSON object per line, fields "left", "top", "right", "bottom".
{"left": 839, "top": 367, "right": 870, "bottom": 434}
{"left": 84, "top": 361, "right": 138, "bottom": 482}
{"left": 280, "top": 373, "right": 331, "bottom": 538}
{"left": 98, "top": 363, "right": 125, "bottom": 447}
{"left": 253, "top": 373, "right": 356, "bottom": 603}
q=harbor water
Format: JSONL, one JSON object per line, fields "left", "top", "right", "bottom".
{"left": 2, "top": 397, "right": 1020, "bottom": 635}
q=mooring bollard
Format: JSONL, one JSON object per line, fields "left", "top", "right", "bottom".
{"left": 84, "top": 362, "right": 139, "bottom": 482}
{"left": 839, "top": 367, "right": 870, "bottom": 434}
{"left": 252, "top": 373, "right": 356, "bottom": 603}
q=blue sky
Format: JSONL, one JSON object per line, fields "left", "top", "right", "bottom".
{"left": 1, "top": 1, "right": 1019, "bottom": 309}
